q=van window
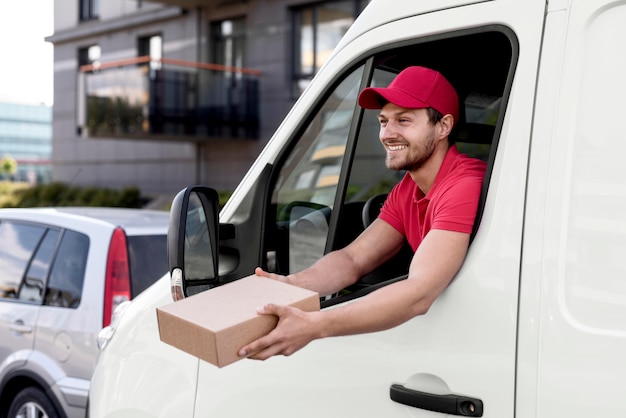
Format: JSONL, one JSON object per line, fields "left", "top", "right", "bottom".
{"left": 340, "top": 31, "right": 513, "bottom": 294}
{"left": 0, "top": 221, "right": 47, "bottom": 300}
{"left": 266, "top": 29, "right": 515, "bottom": 298}
{"left": 271, "top": 66, "right": 365, "bottom": 273}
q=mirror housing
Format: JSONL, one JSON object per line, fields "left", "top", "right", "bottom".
{"left": 168, "top": 186, "right": 220, "bottom": 301}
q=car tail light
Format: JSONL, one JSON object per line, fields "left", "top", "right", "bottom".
{"left": 103, "top": 227, "right": 131, "bottom": 327}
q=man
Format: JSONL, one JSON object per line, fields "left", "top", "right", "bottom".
{"left": 239, "top": 66, "right": 486, "bottom": 360}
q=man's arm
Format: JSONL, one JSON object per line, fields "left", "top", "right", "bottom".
{"left": 239, "top": 226, "right": 470, "bottom": 360}
{"left": 259, "top": 218, "right": 406, "bottom": 296}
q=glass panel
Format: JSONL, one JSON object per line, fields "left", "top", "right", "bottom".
{"left": 149, "top": 36, "right": 162, "bottom": 61}
{"left": 345, "top": 68, "right": 403, "bottom": 204}
{"left": 184, "top": 192, "right": 215, "bottom": 281}
{"left": 45, "top": 230, "right": 89, "bottom": 308}
{"left": 127, "top": 234, "right": 168, "bottom": 297}
{"left": 212, "top": 18, "right": 247, "bottom": 69}
{"left": 78, "top": 45, "right": 100, "bottom": 66}
{"left": 0, "top": 221, "right": 46, "bottom": 300}
{"left": 316, "top": 1, "right": 353, "bottom": 72}
{"left": 138, "top": 35, "right": 162, "bottom": 70}
{"left": 80, "top": 0, "right": 99, "bottom": 21}
{"left": 19, "top": 229, "right": 60, "bottom": 303}
{"left": 272, "top": 65, "right": 364, "bottom": 273}
{"left": 293, "top": 1, "right": 367, "bottom": 96}
{"left": 299, "top": 8, "right": 315, "bottom": 75}
{"left": 83, "top": 40, "right": 259, "bottom": 140}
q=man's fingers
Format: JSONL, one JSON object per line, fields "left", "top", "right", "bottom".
{"left": 254, "top": 266, "right": 269, "bottom": 277}
{"left": 255, "top": 267, "right": 283, "bottom": 281}
{"left": 257, "top": 303, "right": 286, "bottom": 316}
{"left": 238, "top": 304, "right": 285, "bottom": 358}
{"left": 246, "top": 339, "right": 286, "bottom": 360}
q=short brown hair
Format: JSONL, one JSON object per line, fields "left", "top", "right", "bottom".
{"left": 426, "top": 107, "right": 456, "bottom": 145}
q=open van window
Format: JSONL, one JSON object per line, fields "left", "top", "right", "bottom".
{"left": 261, "top": 28, "right": 516, "bottom": 303}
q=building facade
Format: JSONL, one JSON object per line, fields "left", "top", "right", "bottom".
{"left": 0, "top": 101, "right": 52, "bottom": 183}
{"left": 46, "top": 0, "right": 368, "bottom": 195}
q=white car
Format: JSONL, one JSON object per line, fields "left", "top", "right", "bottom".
{"left": 0, "top": 207, "right": 169, "bottom": 418}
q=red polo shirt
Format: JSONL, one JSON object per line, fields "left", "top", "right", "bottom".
{"left": 378, "top": 145, "right": 486, "bottom": 251}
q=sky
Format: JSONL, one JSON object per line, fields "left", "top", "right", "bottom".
{"left": 0, "top": 1, "right": 54, "bottom": 106}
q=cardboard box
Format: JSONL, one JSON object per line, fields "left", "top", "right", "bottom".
{"left": 156, "top": 275, "right": 320, "bottom": 368}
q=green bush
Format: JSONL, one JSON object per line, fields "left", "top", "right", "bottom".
{"left": 2, "top": 182, "right": 145, "bottom": 208}
{"left": 1, "top": 182, "right": 232, "bottom": 210}
{"left": 0, "top": 181, "right": 29, "bottom": 207}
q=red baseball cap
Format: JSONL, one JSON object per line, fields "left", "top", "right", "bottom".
{"left": 358, "top": 66, "right": 459, "bottom": 125}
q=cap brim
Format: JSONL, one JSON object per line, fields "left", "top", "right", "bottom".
{"left": 358, "top": 87, "right": 428, "bottom": 110}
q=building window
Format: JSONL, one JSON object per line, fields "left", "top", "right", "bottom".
{"left": 291, "top": 0, "right": 369, "bottom": 97}
{"left": 78, "top": 45, "right": 101, "bottom": 67}
{"left": 79, "top": 0, "right": 100, "bottom": 22}
{"left": 211, "top": 18, "right": 247, "bottom": 69}
{"left": 138, "top": 34, "right": 162, "bottom": 69}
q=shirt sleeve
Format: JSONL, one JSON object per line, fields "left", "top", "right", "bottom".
{"left": 378, "top": 181, "right": 406, "bottom": 235}
{"left": 430, "top": 174, "right": 483, "bottom": 234}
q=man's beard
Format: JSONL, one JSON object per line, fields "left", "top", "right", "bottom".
{"left": 385, "top": 132, "right": 437, "bottom": 172}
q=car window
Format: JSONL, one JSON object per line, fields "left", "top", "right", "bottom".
{"left": 127, "top": 234, "right": 168, "bottom": 297}
{"left": 45, "top": 230, "right": 89, "bottom": 308}
{"left": 19, "top": 228, "right": 61, "bottom": 303}
{"left": 0, "top": 221, "right": 47, "bottom": 300}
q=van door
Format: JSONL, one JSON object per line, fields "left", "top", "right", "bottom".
{"left": 519, "top": 0, "right": 626, "bottom": 416}
{"left": 193, "top": 1, "right": 544, "bottom": 416}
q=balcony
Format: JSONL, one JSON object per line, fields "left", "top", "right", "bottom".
{"left": 77, "top": 56, "right": 260, "bottom": 141}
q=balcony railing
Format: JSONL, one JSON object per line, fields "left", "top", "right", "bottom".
{"left": 78, "top": 56, "right": 260, "bottom": 141}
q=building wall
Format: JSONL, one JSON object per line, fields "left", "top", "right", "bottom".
{"left": 50, "top": 3, "right": 203, "bottom": 194}
{"left": 47, "top": 0, "right": 357, "bottom": 195}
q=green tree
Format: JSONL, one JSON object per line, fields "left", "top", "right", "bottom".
{"left": 1, "top": 155, "right": 17, "bottom": 179}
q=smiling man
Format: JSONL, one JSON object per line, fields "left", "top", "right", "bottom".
{"left": 239, "top": 66, "right": 487, "bottom": 360}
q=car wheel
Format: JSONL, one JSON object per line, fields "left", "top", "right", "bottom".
{"left": 8, "top": 386, "right": 60, "bottom": 418}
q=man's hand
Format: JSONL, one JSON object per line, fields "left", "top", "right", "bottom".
{"left": 254, "top": 266, "right": 290, "bottom": 283}
{"left": 238, "top": 303, "right": 324, "bottom": 360}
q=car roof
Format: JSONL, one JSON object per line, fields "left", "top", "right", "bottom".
{"left": 0, "top": 207, "right": 170, "bottom": 235}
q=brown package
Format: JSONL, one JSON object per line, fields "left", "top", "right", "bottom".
{"left": 156, "top": 275, "right": 320, "bottom": 367}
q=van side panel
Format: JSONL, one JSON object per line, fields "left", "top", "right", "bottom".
{"left": 521, "top": 1, "right": 626, "bottom": 416}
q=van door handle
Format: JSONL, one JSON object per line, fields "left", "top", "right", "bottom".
{"left": 10, "top": 320, "right": 33, "bottom": 335}
{"left": 390, "top": 383, "right": 483, "bottom": 416}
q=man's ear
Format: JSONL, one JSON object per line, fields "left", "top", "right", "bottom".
{"left": 438, "top": 114, "right": 454, "bottom": 139}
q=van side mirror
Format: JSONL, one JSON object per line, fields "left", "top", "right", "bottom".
{"left": 168, "top": 186, "right": 220, "bottom": 301}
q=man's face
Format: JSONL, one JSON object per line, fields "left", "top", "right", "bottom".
{"left": 377, "top": 104, "right": 437, "bottom": 172}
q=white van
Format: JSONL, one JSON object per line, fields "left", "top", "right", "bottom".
{"left": 89, "top": 0, "right": 626, "bottom": 416}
